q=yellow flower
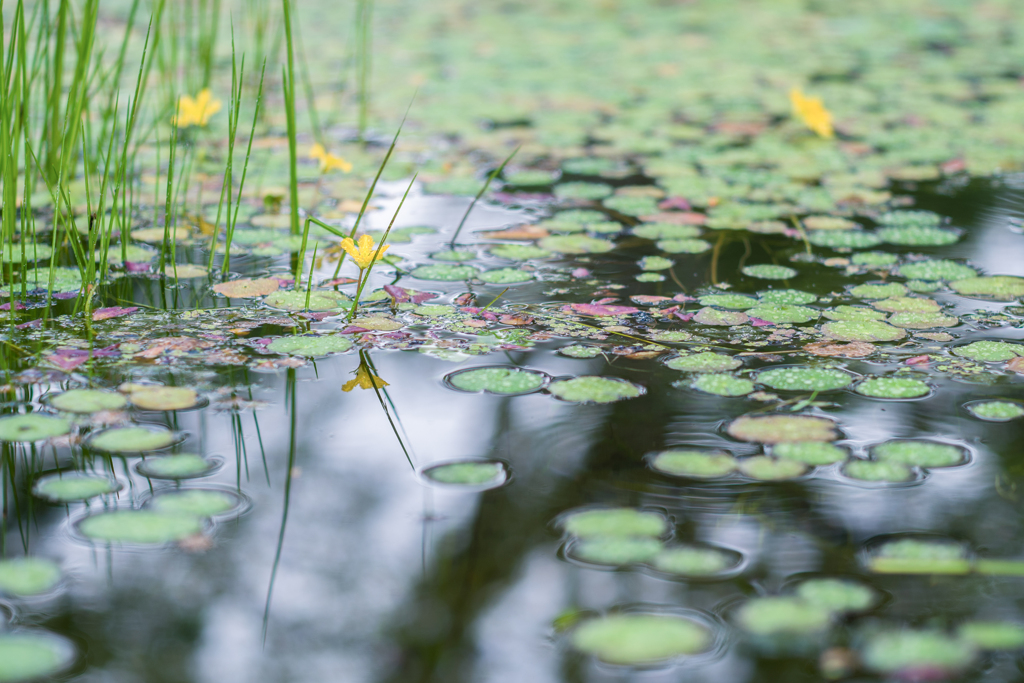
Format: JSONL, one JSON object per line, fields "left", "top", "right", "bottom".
{"left": 789, "top": 88, "right": 834, "bottom": 139}
{"left": 341, "top": 234, "right": 389, "bottom": 270}
{"left": 172, "top": 88, "right": 222, "bottom": 128}
{"left": 342, "top": 364, "right": 389, "bottom": 392}
{"left": 309, "top": 143, "right": 353, "bottom": 174}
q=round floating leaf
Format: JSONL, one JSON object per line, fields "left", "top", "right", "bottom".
{"left": 149, "top": 489, "right": 241, "bottom": 518}
{"left": 268, "top": 334, "right": 353, "bottom": 357}
{"left": 33, "top": 474, "right": 121, "bottom": 503}
{"left": 556, "top": 209, "right": 607, "bottom": 224}
{"left": 872, "top": 440, "right": 966, "bottom": 468}
{"left": 478, "top": 268, "right": 534, "bottom": 284}
{"left": 735, "top": 597, "right": 832, "bottom": 636}
{"left": 746, "top": 304, "right": 818, "bottom": 324}
{"left": 569, "top": 537, "right": 663, "bottom": 566}
{"left": 898, "top": 260, "right": 977, "bottom": 281}
{"left": 638, "top": 256, "right": 674, "bottom": 271}
{"left": 878, "top": 210, "right": 942, "bottom": 227}
{"left": 794, "top": 578, "right": 878, "bottom": 614}
{"left": 410, "top": 264, "right": 479, "bottom": 281}
{"left": 558, "top": 345, "right": 602, "bottom": 359}
{"left": 488, "top": 244, "right": 551, "bottom": 260}
{"left": 698, "top": 293, "right": 758, "bottom": 310}
{"left": 862, "top": 630, "right": 976, "bottom": 677}
{"left": 953, "top": 340, "right": 1024, "bottom": 362}
{"left": 742, "top": 264, "right": 797, "bottom": 280}
{"left": 739, "top": 456, "right": 809, "bottom": 480}
{"left": 774, "top": 442, "right": 847, "bottom": 465}
{"left": 547, "top": 376, "right": 643, "bottom": 403}
{"left": 650, "top": 450, "right": 737, "bottom": 478}
{"left": 666, "top": 352, "right": 741, "bottom": 373}
{"left": 538, "top": 234, "right": 615, "bottom": 254}
{"left": 906, "top": 280, "right": 942, "bottom": 293}
{"left": 728, "top": 415, "right": 838, "bottom": 444}
{"left": 808, "top": 230, "right": 882, "bottom": 249}
{"left": 422, "top": 461, "right": 508, "bottom": 489}
{"left": 966, "top": 400, "right": 1024, "bottom": 421}
{"left": 821, "top": 319, "right": 906, "bottom": 342}
{"left": 430, "top": 249, "right": 476, "bottom": 262}
{"left": 856, "top": 377, "right": 930, "bottom": 399}
{"left": 693, "top": 307, "right": 748, "bottom": 325}
{"left": 958, "top": 622, "right": 1024, "bottom": 651}
{"left": 0, "top": 632, "right": 75, "bottom": 682}
{"left": 87, "top": 426, "right": 176, "bottom": 454}
{"left": 850, "top": 283, "right": 908, "bottom": 299}
{"left": 871, "top": 296, "right": 940, "bottom": 313}
{"left": 0, "top": 415, "right": 70, "bottom": 443}
{"left": 46, "top": 389, "right": 127, "bottom": 414}
{"left": 264, "top": 289, "right": 350, "bottom": 312}
{"left": 652, "top": 545, "right": 742, "bottom": 578}
{"left": 350, "top": 315, "right": 403, "bottom": 331}
{"left": 132, "top": 226, "right": 190, "bottom": 242}
{"left": 878, "top": 225, "right": 960, "bottom": 246}
{"left": 690, "top": 373, "right": 754, "bottom": 397}
{"left": 414, "top": 305, "right": 453, "bottom": 317}
{"left": 950, "top": 276, "right": 1024, "bottom": 301}
{"left": 505, "top": 170, "right": 558, "bottom": 186}
{"left": 163, "top": 264, "right": 208, "bottom": 279}
{"left": 446, "top": 367, "right": 547, "bottom": 395}
{"left": 211, "top": 277, "right": 281, "bottom": 298}
{"left": 635, "top": 272, "right": 664, "bottom": 282}
{"left": 825, "top": 305, "right": 887, "bottom": 321}
{"left": 633, "top": 224, "right": 701, "bottom": 240}
{"left": 562, "top": 158, "right": 621, "bottom": 176}
{"left": 77, "top": 510, "right": 203, "bottom": 544}
{"left": 851, "top": 251, "right": 899, "bottom": 267}
{"left": 1, "top": 243, "right": 53, "bottom": 263}
{"left": 136, "top": 455, "right": 219, "bottom": 480}
{"left": 842, "top": 459, "right": 915, "bottom": 482}
{"left": 554, "top": 181, "right": 612, "bottom": 200}
{"left": 561, "top": 508, "right": 667, "bottom": 539}
{"left": 604, "top": 195, "right": 658, "bottom": 217}
{"left": 0, "top": 559, "right": 61, "bottom": 597}
{"left": 129, "top": 387, "right": 200, "bottom": 411}
{"left": 570, "top": 614, "right": 713, "bottom": 665}
{"left": 757, "top": 367, "right": 852, "bottom": 392}
{"left": 657, "top": 238, "right": 711, "bottom": 253}
{"left": 870, "top": 538, "right": 971, "bottom": 573}
{"left": 888, "top": 311, "right": 958, "bottom": 329}
{"left": 759, "top": 289, "right": 816, "bottom": 305}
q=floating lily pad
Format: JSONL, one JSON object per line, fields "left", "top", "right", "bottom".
{"left": 446, "top": 367, "right": 548, "bottom": 394}
{"left": 633, "top": 224, "right": 701, "bottom": 240}
{"left": 351, "top": 315, "right": 403, "bottom": 331}
{"left": 557, "top": 209, "right": 608, "bottom": 224}
{"left": 728, "top": 414, "right": 838, "bottom": 444}
{"left": 488, "top": 244, "right": 551, "bottom": 260}
{"left": 657, "top": 238, "right": 711, "bottom": 253}
{"left": 538, "top": 234, "right": 615, "bottom": 254}
{"left": 410, "top": 264, "right": 479, "bottom": 281}
{"left": 690, "top": 373, "right": 754, "bottom": 397}
{"left": 562, "top": 158, "right": 620, "bottom": 176}
{"left": 132, "top": 226, "right": 190, "bottom": 242}
{"left": 652, "top": 545, "right": 742, "bottom": 578}
{"left": 0, "top": 632, "right": 75, "bottom": 682}
{"left": 821, "top": 319, "right": 906, "bottom": 342}
{"left": 950, "top": 276, "right": 1024, "bottom": 301}
{"left": 77, "top": 510, "right": 204, "bottom": 544}
{"left": 958, "top": 622, "right": 1024, "bottom": 651}
{"left": 862, "top": 630, "right": 976, "bottom": 678}
{"left": 129, "top": 387, "right": 201, "bottom": 411}
{"left": 953, "top": 340, "right": 1024, "bottom": 362}
{"left": 554, "top": 181, "right": 612, "bottom": 200}
{"left": 878, "top": 225, "right": 960, "bottom": 246}
{"left": 808, "top": 230, "right": 882, "bottom": 249}
{"left": 558, "top": 345, "right": 603, "bottom": 359}
{"left": 872, "top": 440, "right": 966, "bottom": 467}
{"left": 899, "top": 260, "right": 977, "bottom": 281}
{"left": 86, "top": 426, "right": 176, "bottom": 454}
{"left": 638, "top": 256, "right": 674, "bottom": 271}
{"left": 413, "top": 304, "right": 453, "bottom": 317}
{"left": 136, "top": 455, "right": 220, "bottom": 480}
{"left": 163, "top": 264, "right": 208, "bottom": 278}
{"left": 825, "top": 305, "right": 887, "bottom": 321}
{"left": 211, "top": 277, "right": 281, "bottom": 297}
{"left": 878, "top": 210, "right": 942, "bottom": 227}
{"left": 871, "top": 296, "right": 940, "bottom": 313}
{"left": 268, "top": 334, "right": 353, "bottom": 357}
{"left": 698, "top": 293, "right": 758, "bottom": 309}
{"left": 478, "top": 268, "right": 534, "bottom": 284}
{"left": 33, "top": 473, "right": 121, "bottom": 503}
{"left": 869, "top": 538, "right": 971, "bottom": 574}
{"left": 635, "top": 273, "right": 664, "bottom": 282}
{"left": 742, "top": 264, "right": 797, "bottom": 280}
{"left": 759, "top": 289, "right": 817, "bottom": 305}
{"left": 430, "top": 249, "right": 476, "bottom": 262}
{"left": 569, "top": 537, "right": 663, "bottom": 566}
{"left": 421, "top": 460, "right": 509, "bottom": 489}
{"left": 738, "top": 456, "right": 809, "bottom": 481}
{"left": 45, "top": 389, "right": 127, "bottom": 414}
{"left": 547, "top": 376, "right": 643, "bottom": 403}
{"left": 1, "top": 243, "right": 53, "bottom": 263}
{"left": 746, "top": 304, "right": 818, "bottom": 324}
{"left": 0, "top": 559, "right": 61, "bottom": 597}
{"left": 561, "top": 508, "right": 667, "bottom": 538}
{"left": 965, "top": 400, "right": 1024, "bottom": 421}
{"left": 650, "top": 450, "right": 737, "bottom": 478}
{"left": 0, "top": 415, "right": 71, "bottom": 443}
{"left": 756, "top": 367, "right": 853, "bottom": 392}
{"left": 774, "top": 442, "right": 847, "bottom": 465}
{"left": 842, "top": 459, "right": 915, "bottom": 483}
{"left": 794, "top": 578, "right": 879, "bottom": 614}
{"left": 666, "top": 352, "right": 741, "bottom": 373}
{"left": 570, "top": 614, "right": 713, "bottom": 665}
{"left": 505, "top": 170, "right": 558, "bottom": 186}
{"left": 735, "top": 597, "right": 831, "bottom": 636}
{"left": 887, "top": 311, "right": 958, "bottom": 328}
{"left": 851, "top": 251, "right": 899, "bottom": 267}
{"left": 855, "top": 377, "right": 930, "bottom": 399}
{"left": 850, "top": 283, "right": 908, "bottom": 299}
{"left": 264, "top": 289, "right": 350, "bottom": 312}
{"left": 149, "top": 488, "right": 243, "bottom": 518}
{"left": 693, "top": 307, "right": 748, "bottom": 325}
{"left": 604, "top": 195, "right": 658, "bottom": 216}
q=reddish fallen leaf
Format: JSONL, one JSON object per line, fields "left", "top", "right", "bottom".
{"left": 453, "top": 293, "right": 475, "bottom": 306}
{"left": 339, "top": 326, "right": 370, "bottom": 334}
{"left": 52, "top": 292, "right": 79, "bottom": 300}
{"left": 571, "top": 268, "right": 591, "bottom": 278}
{"left": 631, "top": 295, "right": 671, "bottom": 304}
{"left": 295, "top": 311, "right": 335, "bottom": 321}
{"left": 673, "top": 294, "right": 696, "bottom": 302}
{"left": 200, "top": 349, "right": 249, "bottom": 365}
{"left": 905, "top": 355, "right": 931, "bottom": 366}
{"left": 92, "top": 306, "right": 138, "bottom": 321}
{"left": 676, "top": 312, "right": 695, "bottom": 321}
{"left": 498, "top": 314, "right": 534, "bottom": 326}
{"left": 804, "top": 341, "right": 875, "bottom": 358}
{"left": 0, "top": 302, "right": 25, "bottom": 311}
{"left": 750, "top": 317, "right": 772, "bottom": 327}
{"left": 250, "top": 357, "right": 306, "bottom": 370}
{"left": 16, "top": 319, "right": 41, "bottom": 329}
{"left": 212, "top": 278, "right": 281, "bottom": 298}
{"left": 594, "top": 297, "right": 620, "bottom": 305}
{"left": 478, "top": 224, "right": 549, "bottom": 240}
{"left": 940, "top": 158, "right": 966, "bottom": 174}
{"left": 125, "top": 261, "right": 152, "bottom": 273}
{"left": 638, "top": 211, "right": 707, "bottom": 225}
{"left": 321, "top": 277, "right": 358, "bottom": 286}
{"left": 1007, "top": 357, "right": 1024, "bottom": 374}
{"left": 134, "top": 337, "right": 214, "bottom": 359}
{"left": 464, "top": 319, "right": 490, "bottom": 328}
{"left": 658, "top": 197, "right": 691, "bottom": 211}
{"left": 569, "top": 303, "right": 639, "bottom": 316}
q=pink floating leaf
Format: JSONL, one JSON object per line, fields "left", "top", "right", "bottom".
{"left": 906, "top": 355, "right": 931, "bottom": 366}
{"left": 92, "top": 306, "right": 138, "bottom": 321}
{"left": 675, "top": 312, "right": 695, "bottom": 322}
{"left": 750, "top": 317, "right": 772, "bottom": 327}
{"left": 571, "top": 268, "right": 591, "bottom": 278}
{"left": 569, "top": 303, "right": 639, "bottom": 316}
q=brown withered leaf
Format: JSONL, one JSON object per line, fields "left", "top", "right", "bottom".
{"left": 1007, "top": 357, "right": 1024, "bottom": 374}
{"left": 212, "top": 278, "right": 281, "bottom": 298}
{"left": 804, "top": 341, "right": 875, "bottom": 358}
{"left": 134, "top": 337, "right": 215, "bottom": 359}
{"left": 498, "top": 313, "right": 535, "bottom": 326}
{"left": 479, "top": 224, "right": 549, "bottom": 240}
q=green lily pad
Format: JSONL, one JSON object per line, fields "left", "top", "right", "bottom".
{"left": 639, "top": 256, "right": 674, "bottom": 271}
{"left": 633, "top": 224, "right": 701, "bottom": 240}
{"left": 872, "top": 440, "right": 966, "bottom": 467}
{"left": 878, "top": 225, "right": 960, "bottom": 246}
{"left": 958, "top": 622, "right": 1024, "bottom": 651}
{"left": 558, "top": 345, "right": 603, "bottom": 359}
{"left": 872, "top": 296, "right": 940, "bottom": 313}
{"left": 650, "top": 450, "right": 737, "bottom": 478}
{"left": 538, "top": 234, "right": 615, "bottom": 254}
{"left": 570, "top": 614, "right": 713, "bottom": 665}
{"left": 554, "top": 181, "right": 613, "bottom": 200}
{"left": 268, "top": 335, "right": 353, "bottom": 357}
{"left": 636, "top": 273, "right": 664, "bottom": 282}
{"left": 808, "top": 230, "right": 882, "bottom": 249}
{"left": 86, "top": 426, "right": 176, "bottom": 454}
{"left": 851, "top": 251, "right": 899, "bottom": 267}
{"left": 728, "top": 414, "right": 838, "bottom": 444}
{"left": 264, "top": 289, "right": 350, "bottom": 312}
{"left": 953, "top": 340, "right": 1024, "bottom": 362}
{"left": 488, "top": 244, "right": 551, "bottom": 260}
{"left": 657, "top": 238, "right": 711, "bottom": 253}
{"left": 877, "top": 210, "right": 942, "bottom": 227}
{"left": 693, "top": 307, "right": 748, "bottom": 325}
{"left": 45, "top": 389, "right": 128, "bottom": 413}
{"left": 136, "top": 455, "right": 220, "bottom": 480}
{"left": 569, "top": 537, "right": 663, "bottom": 566}
{"left": 33, "top": 473, "right": 121, "bottom": 502}
{"left": 906, "top": 280, "right": 942, "bottom": 293}
{"left": 430, "top": 249, "right": 476, "bottom": 262}
{"left": 738, "top": 456, "right": 809, "bottom": 481}
{"left": 652, "top": 545, "right": 742, "bottom": 578}
{"left": 666, "top": 352, "right": 741, "bottom": 373}
{"left": 950, "top": 276, "right": 1024, "bottom": 301}
{"left": 821, "top": 319, "right": 906, "bottom": 342}
{"left": 747, "top": 304, "right": 818, "bottom": 324}
{"left": 735, "top": 597, "right": 831, "bottom": 636}
{"left": 556, "top": 209, "right": 607, "bottom": 224}
{"left": 794, "top": 578, "right": 879, "bottom": 614}
{"left": 446, "top": 367, "right": 547, "bottom": 394}
{"left": 413, "top": 304, "right": 454, "bottom": 317}
{"left": 698, "top": 294, "right": 758, "bottom": 310}
{"left": 0, "top": 415, "right": 71, "bottom": 443}
{"left": 756, "top": 367, "right": 853, "bottom": 392}
{"left": 759, "top": 289, "right": 817, "bottom": 305}
{"left": 77, "top": 510, "right": 204, "bottom": 544}
{"left": 561, "top": 508, "right": 668, "bottom": 538}
{"left": 898, "top": 259, "right": 977, "bottom": 281}
{"left": 129, "top": 387, "right": 201, "bottom": 411}
{"left": 410, "top": 264, "right": 479, "bottom": 281}
{"left": 825, "top": 305, "right": 888, "bottom": 321}
{"left": 1, "top": 243, "right": 53, "bottom": 263}
{"left": 742, "top": 264, "right": 797, "bottom": 280}
{"left": 855, "top": 377, "right": 930, "bottom": 399}
{"left": 505, "top": 170, "right": 557, "bottom": 186}
{"left": 478, "top": 268, "right": 534, "bottom": 284}
{"left": 850, "top": 283, "right": 908, "bottom": 299}
{"left": 690, "top": 373, "right": 754, "bottom": 397}
{"left": 19, "top": 267, "right": 83, "bottom": 293}
{"left": 862, "top": 630, "right": 976, "bottom": 677}
{"left": 604, "top": 195, "right": 658, "bottom": 216}
{"left": 965, "top": 400, "right": 1024, "bottom": 421}
{"left": 149, "top": 488, "right": 243, "bottom": 518}
{"left": 561, "top": 158, "right": 620, "bottom": 176}
{"left": 547, "top": 376, "right": 643, "bottom": 403}
{"left": 888, "top": 311, "right": 959, "bottom": 329}
{"left": 0, "top": 559, "right": 62, "bottom": 597}
{"left": 773, "top": 441, "right": 847, "bottom": 465}
{"left": 0, "top": 632, "right": 75, "bottom": 682}
{"left": 842, "top": 459, "right": 915, "bottom": 482}
{"left": 421, "top": 461, "right": 508, "bottom": 488}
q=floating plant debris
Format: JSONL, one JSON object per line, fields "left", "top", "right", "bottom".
{"left": 44, "top": 389, "right": 127, "bottom": 414}
{"left": 965, "top": 401, "right": 1024, "bottom": 421}
{"left": 0, "top": 632, "right": 75, "bottom": 682}
{"left": 728, "top": 415, "right": 838, "bottom": 444}
{"left": 872, "top": 440, "right": 966, "bottom": 468}
{"left": 32, "top": 474, "right": 121, "bottom": 503}
{"left": 569, "top": 614, "right": 713, "bottom": 665}
{"left": 0, "top": 559, "right": 62, "bottom": 597}
{"left": 86, "top": 426, "right": 177, "bottom": 454}
{"left": 421, "top": 461, "right": 509, "bottom": 489}
{"left": 136, "top": 455, "right": 220, "bottom": 480}
{"left": 649, "top": 450, "right": 737, "bottom": 478}
{"left": 0, "top": 415, "right": 71, "bottom": 443}
{"left": 446, "top": 367, "right": 548, "bottom": 394}
{"left": 77, "top": 511, "right": 204, "bottom": 545}
{"left": 560, "top": 508, "right": 668, "bottom": 539}
{"left": 547, "top": 376, "right": 643, "bottom": 403}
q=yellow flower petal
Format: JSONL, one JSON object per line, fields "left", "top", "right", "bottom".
{"left": 343, "top": 364, "right": 389, "bottom": 391}
{"left": 790, "top": 88, "right": 833, "bottom": 139}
